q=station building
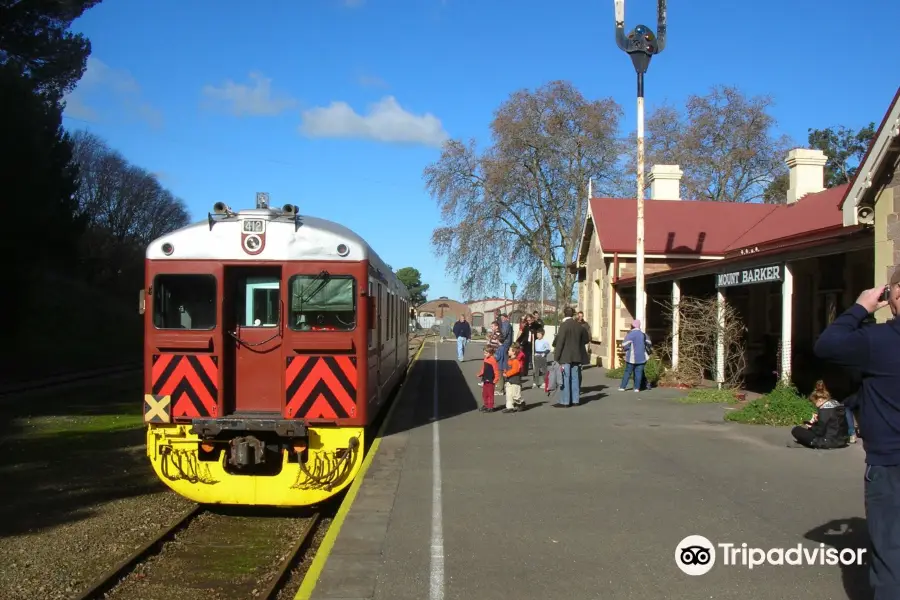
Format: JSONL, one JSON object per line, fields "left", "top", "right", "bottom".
{"left": 573, "top": 86, "right": 899, "bottom": 396}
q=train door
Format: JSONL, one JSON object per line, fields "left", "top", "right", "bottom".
{"left": 223, "top": 266, "right": 283, "bottom": 414}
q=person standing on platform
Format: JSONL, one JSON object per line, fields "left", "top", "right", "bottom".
{"left": 496, "top": 313, "right": 513, "bottom": 395}
{"left": 476, "top": 346, "right": 500, "bottom": 412}
{"left": 453, "top": 315, "right": 471, "bottom": 361}
{"left": 814, "top": 277, "right": 900, "bottom": 599}
{"left": 551, "top": 306, "right": 589, "bottom": 407}
{"left": 531, "top": 330, "right": 551, "bottom": 389}
{"left": 619, "top": 320, "right": 650, "bottom": 392}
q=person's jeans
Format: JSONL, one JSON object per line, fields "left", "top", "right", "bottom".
{"left": 456, "top": 336, "right": 467, "bottom": 361}
{"left": 620, "top": 362, "right": 645, "bottom": 391}
{"left": 865, "top": 464, "right": 900, "bottom": 599}
{"left": 558, "top": 363, "right": 581, "bottom": 405}
{"left": 847, "top": 409, "right": 856, "bottom": 436}
{"left": 496, "top": 344, "right": 510, "bottom": 391}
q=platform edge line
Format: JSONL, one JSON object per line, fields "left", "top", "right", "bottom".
{"left": 294, "top": 336, "right": 430, "bottom": 600}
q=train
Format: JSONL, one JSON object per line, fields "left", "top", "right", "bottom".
{"left": 140, "top": 193, "right": 410, "bottom": 506}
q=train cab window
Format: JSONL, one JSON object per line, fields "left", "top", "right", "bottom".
{"left": 289, "top": 274, "right": 356, "bottom": 331}
{"left": 152, "top": 274, "right": 216, "bottom": 330}
{"left": 242, "top": 277, "right": 280, "bottom": 327}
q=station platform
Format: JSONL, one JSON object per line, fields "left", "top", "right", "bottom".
{"left": 302, "top": 339, "right": 870, "bottom": 600}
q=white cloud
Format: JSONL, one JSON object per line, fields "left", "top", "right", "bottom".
{"left": 299, "top": 96, "right": 448, "bottom": 147}
{"left": 63, "top": 57, "right": 163, "bottom": 128}
{"left": 201, "top": 72, "right": 297, "bottom": 116}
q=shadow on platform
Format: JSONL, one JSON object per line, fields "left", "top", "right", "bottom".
{"left": 805, "top": 517, "right": 872, "bottom": 600}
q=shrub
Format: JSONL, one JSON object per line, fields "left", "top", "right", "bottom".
{"left": 605, "top": 356, "right": 663, "bottom": 385}
{"left": 677, "top": 388, "right": 740, "bottom": 404}
{"left": 724, "top": 381, "right": 811, "bottom": 426}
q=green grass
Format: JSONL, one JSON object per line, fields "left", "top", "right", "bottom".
{"left": 13, "top": 413, "right": 143, "bottom": 439}
{"left": 676, "top": 388, "right": 741, "bottom": 404}
{"left": 725, "top": 381, "right": 812, "bottom": 426}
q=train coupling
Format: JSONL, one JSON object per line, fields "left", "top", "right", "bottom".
{"left": 229, "top": 436, "right": 266, "bottom": 467}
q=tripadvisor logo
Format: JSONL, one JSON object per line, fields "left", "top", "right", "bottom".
{"left": 675, "top": 535, "right": 866, "bottom": 575}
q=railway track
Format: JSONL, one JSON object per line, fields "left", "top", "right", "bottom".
{"left": 72, "top": 505, "right": 325, "bottom": 600}
{"left": 65, "top": 334, "right": 430, "bottom": 600}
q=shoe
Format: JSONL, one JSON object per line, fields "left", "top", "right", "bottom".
{"left": 617, "top": 388, "right": 626, "bottom": 392}
{"left": 477, "top": 382, "right": 484, "bottom": 386}
{"left": 849, "top": 435, "right": 857, "bottom": 444}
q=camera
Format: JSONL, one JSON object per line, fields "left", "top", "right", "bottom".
{"left": 881, "top": 285, "right": 891, "bottom": 303}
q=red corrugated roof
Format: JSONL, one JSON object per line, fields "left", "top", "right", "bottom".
{"left": 724, "top": 184, "right": 849, "bottom": 253}
{"left": 592, "top": 197, "right": 775, "bottom": 255}
{"left": 591, "top": 184, "right": 850, "bottom": 256}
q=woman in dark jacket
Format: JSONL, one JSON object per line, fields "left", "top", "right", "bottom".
{"left": 791, "top": 381, "right": 850, "bottom": 449}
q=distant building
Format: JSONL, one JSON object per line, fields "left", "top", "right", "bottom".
{"left": 415, "top": 297, "right": 471, "bottom": 330}
{"left": 466, "top": 297, "right": 556, "bottom": 329}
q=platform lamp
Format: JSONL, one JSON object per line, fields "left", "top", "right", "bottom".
{"left": 551, "top": 260, "right": 567, "bottom": 321}
{"left": 614, "top": 0, "right": 667, "bottom": 328}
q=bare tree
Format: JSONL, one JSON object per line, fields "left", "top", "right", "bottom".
{"left": 655, "top": 296, "right": 747, "bottom": 389}
{"left": 71, "top": 130, "right": 188, "bottom": 244}
{"left": 640, "top": 85, "right": 794, "bottom": 203}
{"left": 424, "top": 81, "right": 626, "bottom": 308}
{"left": 69, "top": 130, "right": 189, "bottom": 293}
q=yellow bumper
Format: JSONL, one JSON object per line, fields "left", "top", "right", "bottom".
{"left": 146, "top": 424, "right": 365, "bottom": 507}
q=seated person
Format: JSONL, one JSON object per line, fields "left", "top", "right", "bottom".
{"left": 790, "top": 380, "right": 849, "bottom": 449}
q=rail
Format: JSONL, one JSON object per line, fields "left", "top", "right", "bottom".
{"left": 71, "top": 504, "right": 203, "bottom": 600}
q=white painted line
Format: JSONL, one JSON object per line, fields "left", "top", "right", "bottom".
{"left": 430, "top": 341, "right": 445, "bottom": 600}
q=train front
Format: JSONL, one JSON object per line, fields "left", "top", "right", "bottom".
{"left": 141, "top": 195, "right": 371, "bottom": 507}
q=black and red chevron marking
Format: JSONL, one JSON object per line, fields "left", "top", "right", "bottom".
{"left": 285, "top": 355, "right": 357, "bottom": 419}
{"left": 151, "top": 354, "right": 218, "bottom": 418}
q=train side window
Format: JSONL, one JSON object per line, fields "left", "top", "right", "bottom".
{"left": 152, "top": 274, "right": 216, "bottom": 330}
{"left": 288, "top": 274, "right": 356, "bottom": 331}
{"left": 368, "top": 278, "right": 375, "bottom": 349}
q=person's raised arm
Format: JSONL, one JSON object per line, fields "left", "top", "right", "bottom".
{"left": 814, "top": 287, "right": 885, "bottom": 371}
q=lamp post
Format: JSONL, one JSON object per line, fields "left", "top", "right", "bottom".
{"left": 614, "top": 0, "right": 667, "bottom": 328}
{"left": 551, "top": 260, "right": 566, "bottom": 322}
{"left": 510, "top": 283, "right": 517, "bottom": 311}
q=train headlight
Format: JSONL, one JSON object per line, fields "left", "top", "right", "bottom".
{"left": 336, "top": 243, "right": 349, "bottom": 257}
{"left": 244, "top": 234, "right": 262, "bottom": 252}
{"left": 162, "top": 243, "right": 174, "bottom": 256}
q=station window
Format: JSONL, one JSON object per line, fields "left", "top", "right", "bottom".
{"left": 289, "top": 274, "right": 356, "bottom": 331}
{"left": 152, "top": 274, "right": 217, "bottom": 330}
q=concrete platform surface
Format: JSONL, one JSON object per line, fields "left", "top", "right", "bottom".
{"left": 305, "top": 339, "right": 871, "bottom": 600}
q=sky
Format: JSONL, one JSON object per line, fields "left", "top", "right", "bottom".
{"left": 62, "top": 0, "right": 898, "bottom": 303}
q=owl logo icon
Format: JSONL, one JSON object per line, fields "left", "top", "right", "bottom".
{"left": 676, "top": 535, "right": 716, "bottom": 575}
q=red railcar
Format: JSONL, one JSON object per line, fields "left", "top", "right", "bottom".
{"left": 141, "top": 197, "right": 409, "bottom": 506}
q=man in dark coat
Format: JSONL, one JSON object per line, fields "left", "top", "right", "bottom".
{"left": 814, "top": 275, "right": 900, "bottom": 599}
{"left": 551, "top": 306, "right": 589, "bottom": 407}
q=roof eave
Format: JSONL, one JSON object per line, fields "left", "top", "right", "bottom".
{"left": 839, "top": 87, "right": 900, "bottom": 224}
{"left": 576, "top": 202, "right": 597, "bottom": 266}
{"left": 613, "top": 225, "right": 868, "bottom": 287}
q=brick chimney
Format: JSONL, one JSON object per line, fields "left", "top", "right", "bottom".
{"left": 648, "top": 165, "right": 683, "bottom": 200}
{"left": 785, "top": 148, "right": 827, "bottom": 204}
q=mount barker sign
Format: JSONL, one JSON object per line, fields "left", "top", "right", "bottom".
{"left": 716, "top": 264, "right": 784, "bottom": 288}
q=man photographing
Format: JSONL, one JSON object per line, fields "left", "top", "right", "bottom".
{"left": 814, "top": 270, "right": 900, "bottom": 600}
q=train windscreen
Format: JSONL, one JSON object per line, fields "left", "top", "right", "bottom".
{"left": 289, "top": 274, "right": 356, "bottom": 331}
